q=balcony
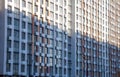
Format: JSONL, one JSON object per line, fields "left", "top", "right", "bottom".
{"left": 35, "top": 1, "right": 39, "bottom": 5}
{"left": 41, "top": 34, "right": 45, "bottom": 37}
{"left": 56, "top": 55, "right": 61, "bottom": 58}
{"left": 47, "top": 54, "right": 52, "bottom": 57}
{"left": 8, "top": 24, "right": 13, "bottom": 29}
{"left": 14, "top": 37, "right": 19, "bottom": 41}
{"left": 35, "top": 21, "right": 39, "bottom": 26}
{"left": 22, "top": 7, "right": 26, "bottom": 11}
{"left": 56, "top": 46, "right": 60, "bottom": 50}
{"left": 8, "top": 60, "right": 12, "bottom": 63}
{"left": 47, "top": 25, "right": 53, "bottom": 30}
{"left": 41, "top": 63, "right": 45, "bottom": 66}
{"left": 35, "top": 32, "right": 39, "bottom": 36}
{"left": 8, "top": 48, "right": 12, "bottom": 51}
{"left": 64, "top": 48, "right": 68, "bottom": 51}
{"left": 35, "top": 62, "right": 39, "bottom": 66}
{"left": 35, "top": 72, "right": 39, "bottom": 76}
{"left": 46, "top": 6, "right": 50, "bottom": 10}
{"left": 35, "top": 52, "right": 39, "bottom": 56}
{"left": 6, "top": 72, "right": 12, "bottom": 75}
{"left": 35, "top": 11, "right": 39, "bottom": 15}
{"left": 21, "top": 61, "right": 26, "bottom": 64}
{"left": 8, "top": 36, "right": 12, "bottom": 40}
{"left": 41, "top": 43, "right": 45, "bottom": 47}
{"left": 46, "top": 16, "right": 50, "bottom": 20}
{"left": 35, "top": 42, "right": 39, "bottom": 46}
{"left": 41, "top": 73, "right": 45, "bottom": 76}
{"left": 7, "top": 12, "right": 13, "bottom": 17}
{"left": 7, "top": 1, "right": 12, "bottom": 6}
{"left": 47, "top": 35, "right": 52, "bottom": 38}
{"left": 46, "top": 73, "right": 49, "bottom": 76}
{"left": 41, "top": 53, "right": 45, "bottom": 56}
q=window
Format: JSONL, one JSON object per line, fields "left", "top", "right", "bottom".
{"left": 59, "top": 0, "right": 63, "bottom": 5}
{"left": 28, "top": 2, "right": 32, "bottom": 12}
{"left": 46, "top": 0, "right": 49, "bottom": 6}
{"left": 68, "top": 13, "right": 71, "bottom": 19}
{"left": 40, "top": 0, "right": 43, "bottom": 4}
{"left": 44, "top": 57, "right": 47, "bottom": 63}
{"left": 76, "top": 22, "right": 78, "bottom": 28}
{"left": 28, "top": 23, "right": 32, "bottom": 33}
{"left": 59, "top": 42, "right": 62, "bottom": 48}
{"left": 68, "top": 28, "right": 72, "bottom": 36}
{"left": 14, "top": 30, "right": 19, "bottom": 41}
{"left": 7, "top": 28, "right": 12, "bottom": 36}
{"left": 28, "top": 33, "right": 32, "bottom": 42}
{"left": 59, "top": 32, "right": 62, "bottom": 38}
{"left": 76, "top": 7, "right": 78, "bottom": 12}
{"left": 21, "top": 42, "right": 25, "bottom": 50}
{"left": 14, "top": 19, "right": 19, "bottom": 29}
{"left": 40, "top": 17, "right": 43, "bottom": 23}
{"left": 7, "top": 52, "right": 11, "bottom": 60}
{"left": 64, "top": 17, "right": 66, "bottom": 23}
{"left": 68, "top": 45, "right": 71, "bottom": 51}
{"left": 46, "top": 9, "right": 49, "bottom": 16}
{"left": 56, "top": 0, "right": 58, "bottom": 2}
{"left": 22, "top": 21, "right": 26, "bottom": 29}
{"left": 27, "top": 65, "right": 32, "bottom": 74}
{"left": 35, "top": 5, "right": 38, "bottom": 12}
{"left": 7, "top": 40, "right": 11, "bottom": 48}
{"left": 22, "top": 32, "right": 25, "bottom": 39}
{"left": 42, "top": 37, "right": 45, "bottom": 43}
{"left": 50, "top": 12, "right": 54, "bottom": 20}
{"left": 14, "top": 41, "right": 19, "bottom": 51}
{"left": 34, "top": 25, "right": 38, "bottom": 32}
{"left": 55, "top": 14, "right": 58, "bottom": 20}
{"left": 14, "top": 0, "right": 20, "bottom": 6}
{"left": 50, "top": 2, "right": 54, "bottom": 11}
{"left": 13, "top": 64, "right": 19, "bottom": 74}
{"left": 6, "top": 63, "right": 11, "bottom": 72}
{"left": 49, "top": 58, "right": 52, "bottom": 66}
{"left": 21, "top": 65, "right": 25, "bottom": 72}
{"left": 64, "top": 68, "right": 66, "bottom": 74}
{"left": 40, "top": 7, "right": 43, "bottom": 14}
{"left": 28, "top": 13, "right": 32, "bottom": 22}
{"left": 35, "top": 0, "right": 38, "bottom": 2}
{"left": 14, "top": 8, "right": 20, "bottom": 18}
{"left": 64, "top": 9, "right": 66, "bottom": 14}
{"left": 49, "top": 39, "right": 53, "bottom": 45}
{"left": 34, "top": 15, "right": 38, "bottom": 22}
{"left": 21, "top": 53, "right": 25, "bottom": 61}
{"left": 50, "top": 20, "right": 54, "bottom": 25}
{"left": 59, "top": 15, "right": 62, "bottom": 22}
{"left": 7, "top": 17, "right": 12, "bottom": 25}
{"left": 64, "top": 0, "right": 66, "bottom": 6}
{"left": 59, "top": 7, "right": 63, "bottom": 14}
{"left": 8, "top": 5, "right": 12, "bottom": 13}
{"left": 22, "top": 0, "right": 26, "bottom": 7}
{"left": 68, "top": 6, "right": 72, "bottom": 12}
{"left": 22, "top": 11, "right": 26, "bottom": 18}
{"left": 55, "top": 5, "right": 58, "bottom": 11}
{"left": 8, "top": 0, "right": 12, "bottom": 2}
{"left": 13, "top": 52, "right": 19, "bottom": 63}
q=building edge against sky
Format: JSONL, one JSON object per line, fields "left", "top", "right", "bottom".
{"left": 0, "top": 0, "right": 120, "bottom": 77}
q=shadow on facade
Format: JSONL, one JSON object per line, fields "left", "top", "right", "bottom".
{"left": 0, "top": 9, "right": 120, "bottom": 77}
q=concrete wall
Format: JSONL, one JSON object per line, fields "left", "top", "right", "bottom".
{"left": 0, "top": 0, "right": 5, "bottom": 75}
{"left": 71, "top": 0, "right": 76, "bottom": 77}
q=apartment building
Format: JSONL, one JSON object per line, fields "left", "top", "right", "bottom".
{"left": 0, "top": 0, "right": 119, "bottom": 77}
{"left": 71, "top": 0, "right": 120, "bottom": 77}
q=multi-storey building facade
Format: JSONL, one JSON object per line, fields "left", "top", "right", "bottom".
{"left": 71, "top": 0, "right": 120, "bottom": 77}
{"left": 0, "top": 0, "right": 119, "bottom": 77}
